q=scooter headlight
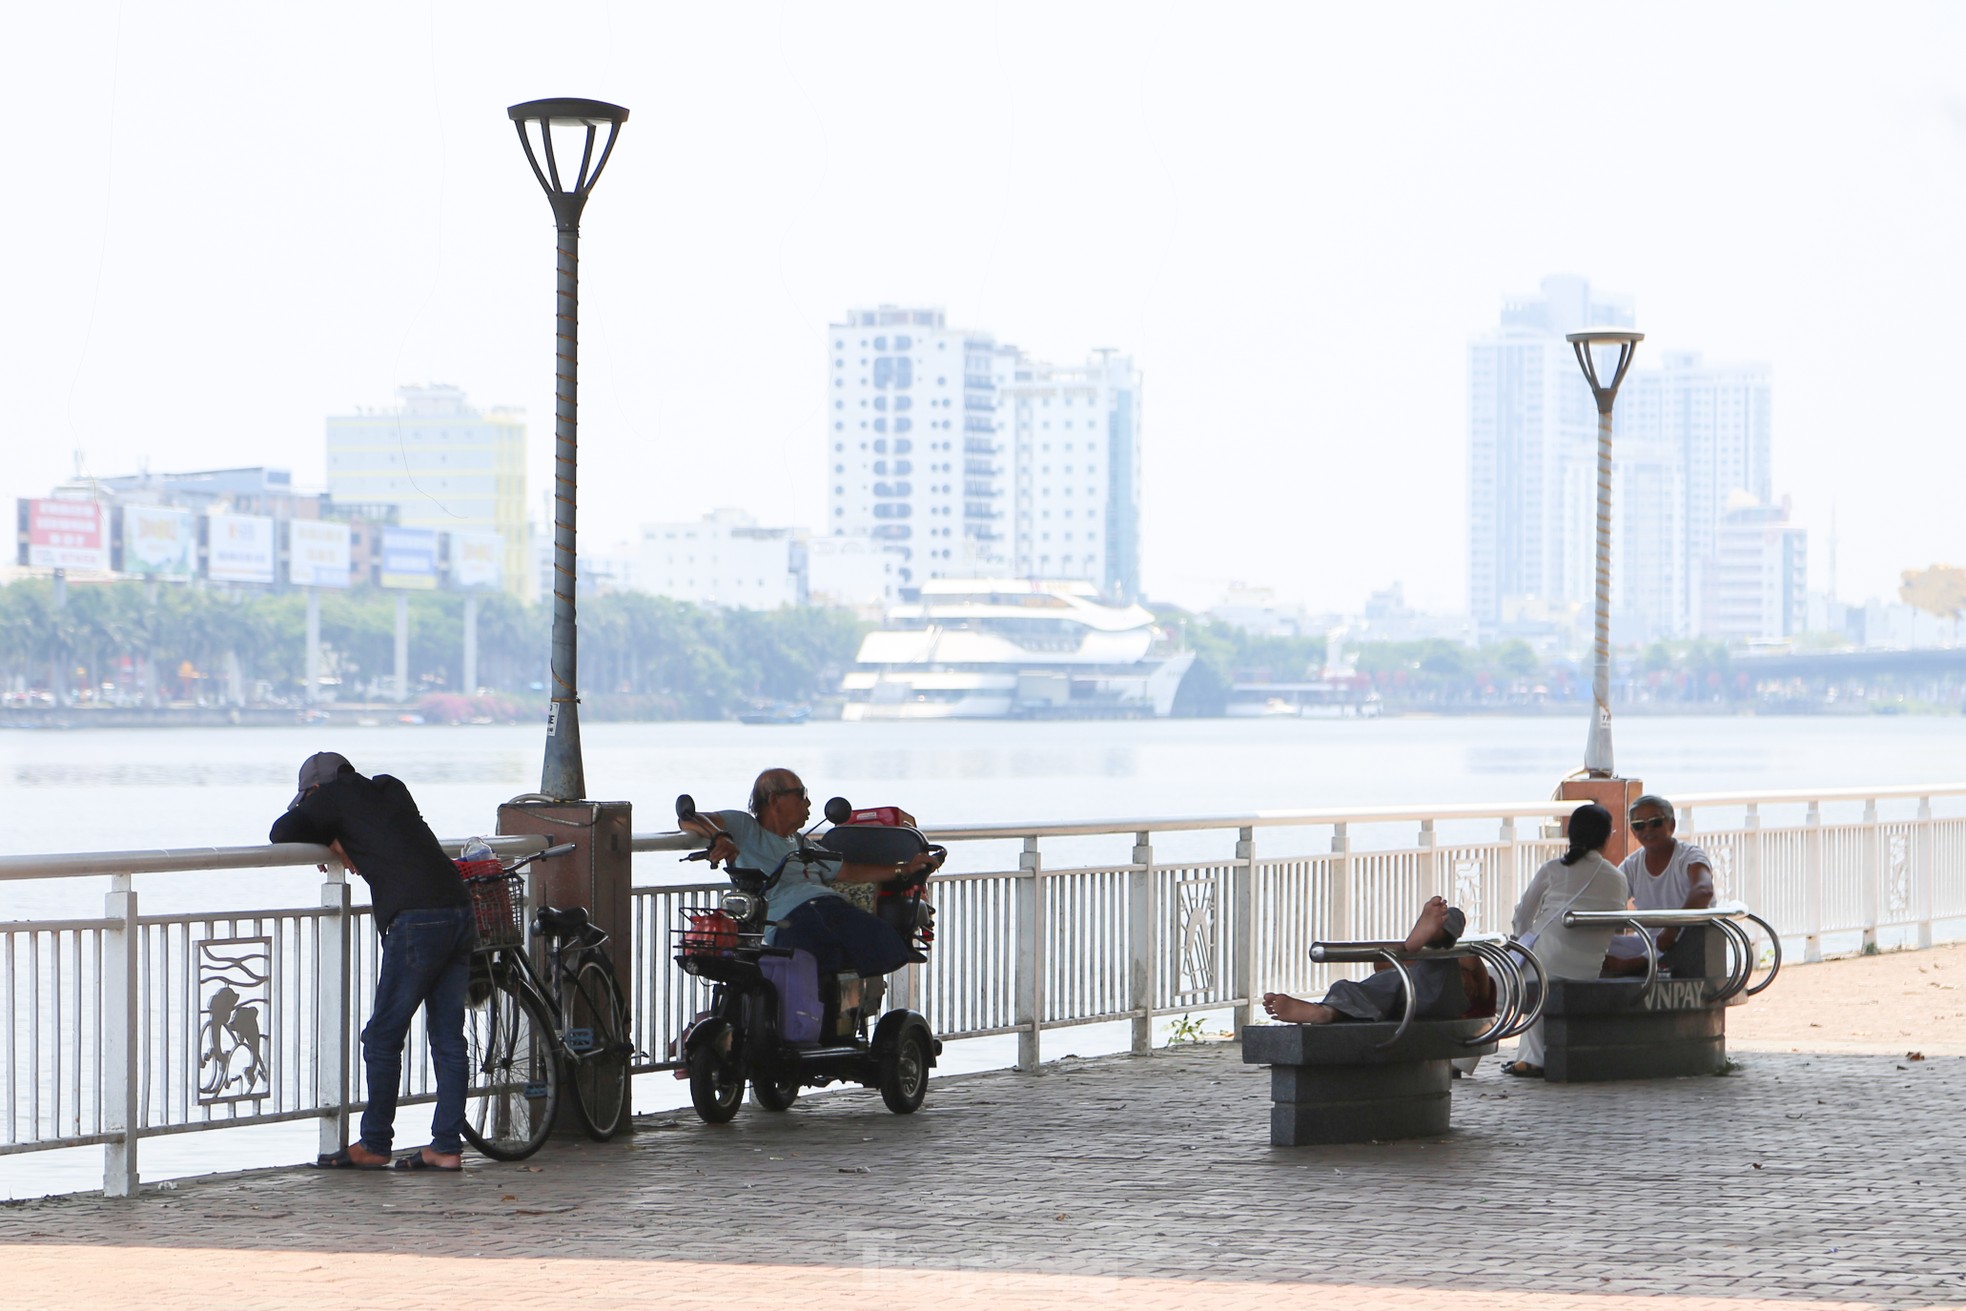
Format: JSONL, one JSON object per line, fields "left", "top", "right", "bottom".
{"left": 720, "top": 890, "right": 762, "bottom": 922}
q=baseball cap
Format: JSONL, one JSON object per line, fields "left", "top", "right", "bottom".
{"left": 290, "top": 751, "right": 354, "bottom": 810}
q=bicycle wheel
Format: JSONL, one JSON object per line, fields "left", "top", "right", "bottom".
{"left": 462, "top": 966, "right": 559, "bottom": 1161}
{"left": 563, "top": 957, "right": 632, "bottom": 1141}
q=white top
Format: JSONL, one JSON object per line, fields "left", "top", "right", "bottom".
{"left": 1619, "top": 840, "right": 1713, "bottom": 913}
{"left": 1512, "top": 852, "right": 1630, "bottom": 980}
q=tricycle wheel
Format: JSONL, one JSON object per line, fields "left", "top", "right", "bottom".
{"left": 688, "top": 1045, "right": 744, "bottom": 1124}
{"left": 879, "top": 1029, "right": 930, "bottom": 1114}
{"left": 751, "top": 1072, "right": 801, "bottom": 1112}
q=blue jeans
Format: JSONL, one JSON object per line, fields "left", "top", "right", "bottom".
{"left": 360, "top": 905, "right": 475, "bottom": 1155}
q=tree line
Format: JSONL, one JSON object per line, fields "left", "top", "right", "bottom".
{"left": 0, "top": 579, "right": 867, "bottom": 720}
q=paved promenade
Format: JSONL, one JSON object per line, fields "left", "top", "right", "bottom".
{"left": 3, "top": 1023, "right": 1963, "bottom": 1310}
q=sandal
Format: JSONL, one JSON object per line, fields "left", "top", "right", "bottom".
{"left": 1503, "top": 1061, "right": 1544, "bottom": 1079}
{"left": 314, "top": 1145, "right": 389, "bottom": 1170}
{"left": 394, "top": 1149, "right": 463, "bottom": 1172}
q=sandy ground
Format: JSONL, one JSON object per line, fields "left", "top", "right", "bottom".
{"left": 1727, "top": 939, "right": 1966, "bottom": 1055}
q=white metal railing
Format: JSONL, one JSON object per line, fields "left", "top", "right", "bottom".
{"left": 7, "top": 784, "right": 1966, "bottom": 1196}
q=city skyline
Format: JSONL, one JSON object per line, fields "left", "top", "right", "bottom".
{"left": 2, "top": 3, "right": 1961, "bottom": 617}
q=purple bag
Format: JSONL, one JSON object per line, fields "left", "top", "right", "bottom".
{"left": 760, "top": 949, "right": 824, "bottom": 1045}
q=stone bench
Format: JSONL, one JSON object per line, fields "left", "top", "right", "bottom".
{"left": 1243, "top": 1019, "right": 1497, "bottom": 1145}
{"left": 1540, "top": 906, "right": 1780, "bottom": 1084}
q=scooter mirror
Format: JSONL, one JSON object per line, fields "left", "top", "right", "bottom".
{"left": 676, "top": 794, "right": 698, "bottom": 824}
{"left": 824, "top": 796, "right": 852, "bottom": 825}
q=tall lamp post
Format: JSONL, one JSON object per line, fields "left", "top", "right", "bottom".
{"left": 506, "top": 98, "right": 629, "bottom": 801}
{"left": 1565, "top": 327, "right": 1643, "bottom": 779}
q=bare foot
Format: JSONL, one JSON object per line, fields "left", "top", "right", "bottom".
{"left": 1406, "top": 896, "right": 1451, "bottom": 952}
{"left": 1261, "top": 993, "right": 1337, "bottom": 1024}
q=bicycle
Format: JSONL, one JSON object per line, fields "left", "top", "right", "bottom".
{"left": 456, "top": 841, "right": 634, "bottom": 1160}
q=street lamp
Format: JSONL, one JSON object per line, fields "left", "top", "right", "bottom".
{"left": 507, "top": 98, "right": 629, "bottom": 801}
{"left": 1566, "top": 326, "right": 1643, "bottom": 778}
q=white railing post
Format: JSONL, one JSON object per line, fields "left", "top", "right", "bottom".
{"left": 1231, "top": 825, "right": 1254, "bottom": 1038}
{"left": 1858, "top": 799, "right": 1877, "bottom": 953}
{"left": 102, "top": 874, "right": 139, "bottom": 1198}
{"left": 1775, "top": 801, "right": 1814, "bottom": 963}
{"left": 1918, "top": 794, "right": 1935, "bottom": 949}
{"left": 1128, "top": 830, "right": 1155, "bottom": 1055}
{"left": 1753, "top": 801, "right": 1769, "bottom": 912}
{"left": 1331, "top": 821, "right": 1353, "bottom": 942}
{"left": 1808, "top": 801, "right": 1824, "bottom": 963}
{"left": 1015, "top": 836, "right": 1043, "bottom": 1072}
{"left": 1496, "top": 815, "right": 1517, "bottom": 935}
{"left": 317, "top": 865, "right": 352, "bottom": 1155}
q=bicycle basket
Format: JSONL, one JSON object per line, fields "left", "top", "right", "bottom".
{"left": 459, "top": 860, "right": 523, "bottom": 947}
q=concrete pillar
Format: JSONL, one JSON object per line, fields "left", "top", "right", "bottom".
{"left": 393, "top": 593, "right": 410, "bottom": 703}
{"left": 462, "top": 594, "right": 479, "bottom": 695}
{"left": 305, "top": 588, "right": 322, "bottom": 706}
{"left": 497, "top": 798, "right": 634, "bottom": 978}
{"left": 1557, "top": 777, "right": 1644, "bottom": 863}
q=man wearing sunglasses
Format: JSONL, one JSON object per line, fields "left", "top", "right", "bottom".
{"left": 1604, "top": 794, "right": 1715, "bottom": 978}
{"left": 681, "top": 767, "right": 940, "bottom": 979}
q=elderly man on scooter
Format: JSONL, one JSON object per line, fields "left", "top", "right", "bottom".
{"left": 680, "top": 767, "right": 941, "bottom": 978}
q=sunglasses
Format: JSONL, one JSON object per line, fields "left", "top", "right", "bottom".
{"left": 1629, "top": 817, "right": 1670, "bottom": 832}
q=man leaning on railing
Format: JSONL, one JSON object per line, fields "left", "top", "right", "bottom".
{"left": 270, "top": 751, "right": 473, "bottom": 1173}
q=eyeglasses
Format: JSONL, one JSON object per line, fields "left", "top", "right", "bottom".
{"left": 1629, "top": 817, "right": 1669, "bottom": 832}
{"left": 768, "top": 786, "right": 809, "bottom": 803}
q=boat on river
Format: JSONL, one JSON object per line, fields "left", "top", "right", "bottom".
{"left": 840, "top": 578, "right": 1195, "bottom": 720}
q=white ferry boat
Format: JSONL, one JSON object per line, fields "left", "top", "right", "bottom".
{"left": 840, "top": 579, "right": 1196, "bottom": 721}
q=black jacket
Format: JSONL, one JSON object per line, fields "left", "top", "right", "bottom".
{"left": 269, "top": 765, "right": 466, "bottom": 931}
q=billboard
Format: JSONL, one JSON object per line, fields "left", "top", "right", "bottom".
{"left": 450, "top": 530, "right": 504, "bottom": 591}
{"left": 206, "top": 512, "right": 277, "bottom": 584}
{"left": 289, "top": 520, "right": 352, "bottom": 589}
{"left": 379, "top": 526, "right": 440, "bottom": 590}
{"left": 21, "top": 498, "right": 110, "bottom": 571}
{"left": 120, "top": 505, "right": 196, "bottom": 579}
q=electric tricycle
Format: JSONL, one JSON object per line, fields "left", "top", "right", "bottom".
{"left": 671, "top": 794, "right": 943, "bottom": 1122}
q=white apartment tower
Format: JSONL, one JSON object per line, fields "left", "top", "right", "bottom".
{"left": 1468, "top": 276, "right": 1635, "bottom": 639}
{"left": 828, "top": 306, "right": 1143, "bottom": 599}
{"left": 1618, "top": 351, "right": 1774, "bottom": 637}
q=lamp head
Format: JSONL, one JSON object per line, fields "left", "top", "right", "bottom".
{"left": 507, "top": 98, "right": 630, "bottom": 230}
{"left": 1565, "top": 326, "right": 1644, "bottom": 411}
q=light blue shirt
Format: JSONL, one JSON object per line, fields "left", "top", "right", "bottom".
{"left": 713, "top": 809, "right": 842, "bottom": 924}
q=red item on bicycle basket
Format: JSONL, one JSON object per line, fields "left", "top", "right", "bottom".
{"left": 682, "top": 909, "right": 739, "bottom": 954}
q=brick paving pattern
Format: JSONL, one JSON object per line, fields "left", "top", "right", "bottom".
{"left": 2, "top": 1043, "right": 1962, "bottom": 1309}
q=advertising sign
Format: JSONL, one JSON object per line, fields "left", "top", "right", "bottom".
{"left": 288, "top": 520, "right": 352, "bottom": 589}
{"left": 206, "top": 513, "right": 276, "bottom": 584}
{"left": 450, "top": 530, "right": 504, "bottom": 591}
{"left": 21, "top": 498, "right": 110, "bottom": 571}
{"left": 379, "top": 526, "right": 440, "bottom": 590}
{"left": 120, "top": 505, "right": 196, "bottom": 579}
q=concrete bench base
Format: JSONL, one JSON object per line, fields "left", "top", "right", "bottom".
{"left": 1243, "top": 1020, "right": 1496, "bottom": 1146}
{"left": 1543, "top": 978, "right": 1725, "bottom": 1083}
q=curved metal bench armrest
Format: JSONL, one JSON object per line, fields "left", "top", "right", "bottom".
{"left": 1741, "top": 912, "right": 1783, "bottom": 996}
{"left": 1460, "top": 939, "right": 1525, "bottom": 1045}
{"left": 1496, "top": 937, "right": 1551, "bottom": 1040}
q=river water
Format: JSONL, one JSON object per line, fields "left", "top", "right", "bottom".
{"left": 4, "top": 713, "right": 1964, "bottom": 1197}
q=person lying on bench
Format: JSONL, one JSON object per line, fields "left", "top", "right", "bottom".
{"left": 1260, "top": 896, "right": 1494, "bottom": 1025}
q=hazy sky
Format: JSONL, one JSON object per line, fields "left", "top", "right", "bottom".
{"left": 4, "top": 1, "right": 1962, "bottom": 616}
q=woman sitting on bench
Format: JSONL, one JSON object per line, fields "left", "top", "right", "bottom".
{"left": 1261, "top": 896, "right": 1494, "bottom": 1025}
{"left": 1503, "top": 801, "right": 1630, "bottom": 1078}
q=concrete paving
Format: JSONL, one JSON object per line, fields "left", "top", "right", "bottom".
{"left": 2, "top": 1041, "right": 1962, "bottom": 1309}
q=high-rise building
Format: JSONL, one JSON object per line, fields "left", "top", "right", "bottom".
{"left": 827, "top": 306, "right": 1143, "bottom": 598}
{"left": 1470, "top": 278, "right": 1786, "bottom": 648}
{"left": 1698, "top": 495, "right": 1806, "bottom": 643}
{"left": 997, "top": 348, "right": 1143, "bottom": 600}
{"left": 325, "top": 385, "right": 529, "bottom": 598}
{"left": 1467, "top": 275, "right": 1634, "bottom": 639}
{"left": 1618, "top": 351, "right": 1773, "bottom": 637}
